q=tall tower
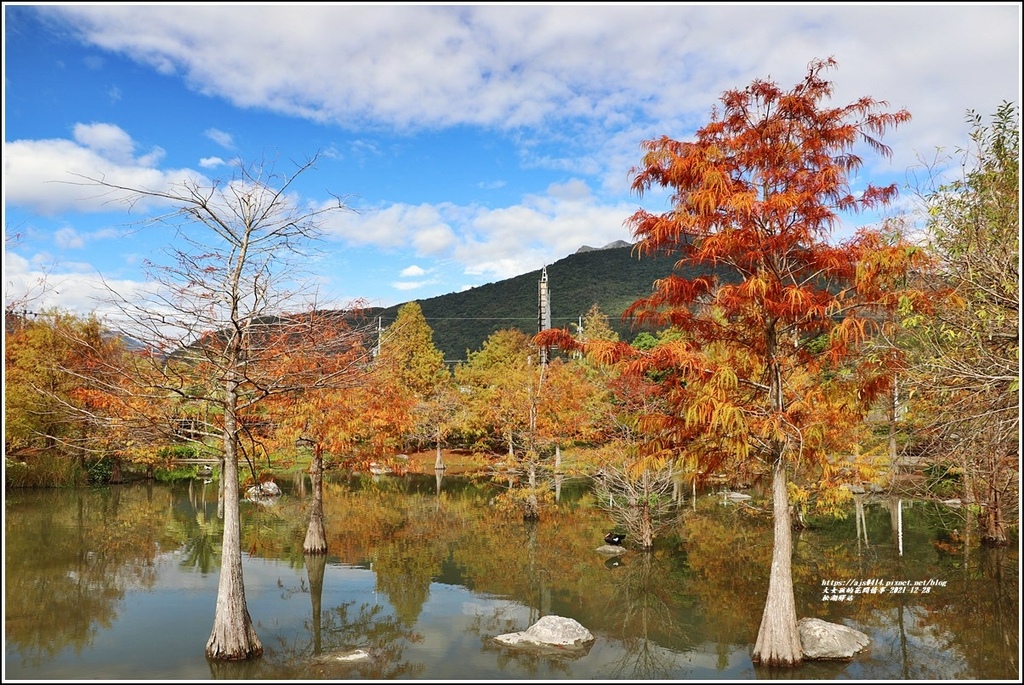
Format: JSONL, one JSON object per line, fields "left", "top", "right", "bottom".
{"left": 538, "top": 266, "right": 551, "bottom": 364}
{"left": 538, "top": 266, "right": 551, "bottom": 332}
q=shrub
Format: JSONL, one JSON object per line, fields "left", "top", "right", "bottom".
{"left": 4, "top": 452, "right": 86, "bottom": 488}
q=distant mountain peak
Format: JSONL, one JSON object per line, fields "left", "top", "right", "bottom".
{"left": 575, "top": 240, "right": 632, "bottom": 254}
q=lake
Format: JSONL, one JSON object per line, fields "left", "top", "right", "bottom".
{"left": 2, "top": 472, "right": 1018, "bottom": 680}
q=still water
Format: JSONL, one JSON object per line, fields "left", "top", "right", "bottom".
{"left": 3, "top": 472, "right": 1019, "bottom": 680}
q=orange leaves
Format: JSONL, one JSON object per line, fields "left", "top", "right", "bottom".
{"left": 533, "top": 327, "right": 577, "bottom": 353}
{"left": 617, "top": 58, "right": 917, "bottom": 478}
{"left": 249, "top": 309, "right": 381, "bottom": 459}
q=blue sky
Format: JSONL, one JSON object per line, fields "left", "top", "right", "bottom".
{"left": 3, "top": 3, "right": 1021, "bottom": 324}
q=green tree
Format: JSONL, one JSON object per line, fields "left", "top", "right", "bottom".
{"left": 374, "top": 302, "right": 451, "bottom": 459}
{"left": 574, "top": 302, "right": 620, "bottom": 345}
{"left": 904, "top": 102, "right": 1019, "bottom": 545}
{"left": 456, "top": 328, "right": 555, "bottom": 518}
{"left": 375, "top": 302, "right": 447, "bottom": 397}
{"left": 5, "top": 310, "right": 86, "bottom": 454}
{"left": 454, "top": 328, "right": 535, "bottom": 457}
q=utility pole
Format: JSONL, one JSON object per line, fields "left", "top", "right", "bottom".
{"left": 373, "top": 316, "right": 382, "bottom": 358}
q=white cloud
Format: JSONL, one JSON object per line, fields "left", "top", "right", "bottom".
{"left": 400, "top": 265, "right": 426, "bottom": 277}
{"left": 72, "top": 122, "right": 139, "bottom": 165}
{"left": 40, "top": 4, "right": 1019, "bottom": 182}
{"left": 320, "top": 180, "right": 634, "bottom": 283}
{"left": 3, "top": 250, "right": 153, "bottom": 324}
{"left": 391, "top": 280, "right": 430, "bottom": 291}
{"left": 204, "top": 128, "right": 234, "bottom": 149}
{"left": 54, "top": 227, "right": 84, "bottom": 249}
{"left": 3, "top": 126, "right": 206, "bottom": 215}
{"left": 8, "top": 4, "right": 1019, "bottom": 318}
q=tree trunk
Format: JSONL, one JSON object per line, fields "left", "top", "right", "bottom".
{"left": 523, "top": 461, "right": 539, "bottom": 521}
{"left": 980, "top": 482, "right": 1007, "bottom": 547}
{"left": 888, "top": 373, "right": 899, "bottom": 465}
{"left": 640, "top": 469, "right": 654, "bottom": 549}
{"left": 109, "top": 457, "right": 125, "bottom": 484}
{"left": 217, "top": 453, "right": 226, "bottom": 520}
{"left": 305, "top": 553, "right": 327, "bottom": 656}
{"left": 206, "top": 379, "right": 263, "bottom": 660}
{"left": 303, "top": 444, "right": 327, "bottom": 555}
{"left": 434, "top": 434, "right": 445, "bottom": 470}
{"left": 751, "top": 459, "right": 802, "bottom": 666}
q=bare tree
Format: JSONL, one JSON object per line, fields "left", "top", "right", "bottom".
{"left": 593, "top": 463, "right": 682, "bottom": 549}
{"left": 73, "top": 154, "right": 356, "bottom": 660}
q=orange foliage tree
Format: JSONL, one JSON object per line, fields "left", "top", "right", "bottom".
{"left": 625, "top": 57, "right": 928, "bottom": 667}
{"left": 260, "top": 308, "right": 377, "bottom": 554}
{"left": 3, "top": 309, "right": 164, "bottom": 483}
{"left": 542, "top": 57, "right": 925, "bottom": 666}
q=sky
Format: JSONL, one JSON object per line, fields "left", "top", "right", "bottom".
{"left": 3, "top": 3, "right": 1021, "bottom": 326}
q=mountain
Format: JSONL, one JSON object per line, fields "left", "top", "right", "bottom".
{"left": 372, "top": 243, "right": 689, "bottom": 363}
{"left": 574, "top": 239, "right": 633, "bottom": 254}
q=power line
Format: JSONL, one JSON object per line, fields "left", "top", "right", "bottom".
{"left": 376, "top": 316, "right": 544, "bottom": 323}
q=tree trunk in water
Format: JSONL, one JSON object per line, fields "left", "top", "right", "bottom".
{"left": 303, "top": 445, "right": 327, "bottom": 555}
{"left": 305, "top": 553, "right": 327, "bottom": 656}
{"left": 981, "top": 483, "right": 1007, "bottom": 546}
{"left": 206, "top": 379, "right": 263, "bottom": 661}
{"left": 109, "top": 458, "right": 124, "bottom": 484}
{"left": 434, "top": 435, "right": 445, "bottom": 470}
{"left": 751, "top": 459, "right": 802, "bottom": 667}
{"left": 523, "top": 461, "right": 539, "bottom": 521}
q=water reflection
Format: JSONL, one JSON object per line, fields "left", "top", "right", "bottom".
{"left": 3, "top": 477, "right": 1018, "bottom": 680}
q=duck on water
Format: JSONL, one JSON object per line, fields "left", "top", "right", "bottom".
{"left": 604, "top": 532, "right": 625, "bottom": 546}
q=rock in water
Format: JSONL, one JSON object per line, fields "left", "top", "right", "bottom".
{"left": 493, "top": 615, "right": 594, "bottom": 649}
{"left": 798, "top": 617, "right": 870, "bottom": 660}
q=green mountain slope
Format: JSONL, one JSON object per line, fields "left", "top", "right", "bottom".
{"left": 373, "top": 244, "right": 684, "bottom": 362}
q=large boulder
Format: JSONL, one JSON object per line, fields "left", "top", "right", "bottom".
{"left": 493, "top": 615, "right": 595, "bottom": 651}
{"left": 798, "top": 617, "right": 870, "bottom": 660}
{"left": 245, "top": 481, "right": 282, "bottom": 502}
{"left": 596, "top": 544, "right": 627, "bottom": 556}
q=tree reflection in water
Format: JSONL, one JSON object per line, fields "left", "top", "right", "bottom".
{"left": 250, "top": 550, "right": 425, "bottom": 679}
{"left": 601, "top": 550, "right": 697, "bottom": 679}
{"left": 4, "top": 485, "right": 170, "bottom": 667}
{"left": 3, "top": 476, "right": 1018, "bottom": 680}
